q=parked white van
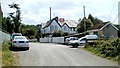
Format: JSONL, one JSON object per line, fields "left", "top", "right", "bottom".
{"left": 70, "top": 35, "right": 98, "bottom": 48}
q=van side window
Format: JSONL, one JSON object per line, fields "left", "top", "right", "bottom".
{"left": 80, "top": 38, "right": 86, "bottom": 41}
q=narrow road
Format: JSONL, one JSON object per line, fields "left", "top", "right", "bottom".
{"left": 13, "top": 43, "right": 118, "bottom": 66}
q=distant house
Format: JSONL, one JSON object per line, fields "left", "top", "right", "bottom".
{"left": 41, "top": 17, "right": 78, "bottom": 35}
{"left": 62, "top": 20, "right": 77, "bottom": 34}
{"left": 88, "top": 22, "right": 119, "bottom": 38}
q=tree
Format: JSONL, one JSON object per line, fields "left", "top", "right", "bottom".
{"left": 35, "top": 25, "right": 41, "bottom": 42}
{"left": 88, "top": 14, "right": 103, "bottom": 25}
{"left": 62, "top": 32, "right": 69, "bottom": 36}
{"left": 77, "top": 17, "right": 93, "bottom": 33}
{"left": 94, "top": 17, "right": 103, "bottom": 24}
{"left": 2, "top": 17, "right": 14, "bottom": 33}
{"left": 2, "top": 17, "right": 7, "bottom": 30}
{"left": 24, "top": 29, "right": 35, "bottom": 39}
{"left": 52, "top": 30, "right": 62, "bottom": 37}
{"left": 88, "top": 14, "right": 94, "bottom": 24}
{"left": 6, "top": 17, "right": 14, "bottom": 33}
{"left": 9, "top": 3, "right": 21, "bottom": 32}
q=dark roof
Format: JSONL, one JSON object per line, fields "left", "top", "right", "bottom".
{"left": 88, "top": 22, "right": 108, "bottom": 30}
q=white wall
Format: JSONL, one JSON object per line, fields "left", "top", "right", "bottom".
{"left": 0, "top": 31, "right": 10, "bottom": 46}
{"left": 52, "top": 37, "right": 64, "bottom": 43}
{"left": 40, "top": 37, "right": 64, "bottom": 44}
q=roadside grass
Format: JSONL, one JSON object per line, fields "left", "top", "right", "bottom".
{"left": 2, "top": 41, "right": 19, "bottom": 66}
{"left": 84, "top": 38, "right": 120, "bottom": 62}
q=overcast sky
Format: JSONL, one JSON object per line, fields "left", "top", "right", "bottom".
{"left": 1, "top": 0, "right": 120, "bottom": 25}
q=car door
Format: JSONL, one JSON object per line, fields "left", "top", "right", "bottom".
{"left": 79, "top": 38, "right": 86, "bottom": 44}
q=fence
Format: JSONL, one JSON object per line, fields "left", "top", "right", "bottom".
{"left": 40, "top": 37, "right": 64, "bottom": 44}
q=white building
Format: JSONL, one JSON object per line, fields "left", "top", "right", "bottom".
{"left": 118, "top": 1, "right": 120, "bottom": 24}
{"left": 41, "top": 17, "right": 78, "bottom": 35}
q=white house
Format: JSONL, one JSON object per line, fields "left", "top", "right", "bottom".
{"left": 62, "top": 20, "right": 77, "bottom": 34}
{"left": 41, "top": 17, "right": 78, "bottom": 35}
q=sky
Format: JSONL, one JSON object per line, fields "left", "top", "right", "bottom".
{"left": 1, "top": 0, "right": 120, "bottom": 25}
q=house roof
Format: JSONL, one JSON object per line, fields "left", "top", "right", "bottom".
{"left": 43, "top": 17, "right": 78, "bottom": 28}
{"left": 43, "top": 17, "right": 60, "bottom": 28}
{"left": 88, "top": 22, "right": 119, "bottom": 30}
{"left": 64, "top": 20, "right": 78, "bottom": 27}
{"left": 88, "top": 22, "right": 108, "bottom": 30}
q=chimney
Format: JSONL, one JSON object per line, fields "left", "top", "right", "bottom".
{"left": 59, "top": 18, "right": 65, "bottom": 22}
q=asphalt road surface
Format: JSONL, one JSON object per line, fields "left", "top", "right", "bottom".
{"left": 13, "top": 43, "right": 118, "bottom": 66}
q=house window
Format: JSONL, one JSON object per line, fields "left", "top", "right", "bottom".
{"left": 64, "top": 26, "right": 67, "bottom": 31}
{"left": 55, "top": 26, "right": 57, "bottom": 30}
{"left": 73, "top": 28, "right": 75, "bottom": 31}
{"left": 50, "top": 26, "right": 54, "bottom": 31}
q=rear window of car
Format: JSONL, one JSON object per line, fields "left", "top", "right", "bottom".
{"left": 70, "top": 37, "right": 78, "bottom": 40}
{"left": 14, "top": 36, "right": 26, "bottom": 40}
{"left": 12, "top": 33, "right": 22, "bottom": 39}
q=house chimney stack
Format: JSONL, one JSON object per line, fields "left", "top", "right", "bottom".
{"left": 59, "top": 18, "right": 65, "bottom": 22}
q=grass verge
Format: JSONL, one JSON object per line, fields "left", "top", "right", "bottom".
{"left": 84, "top": 45, "right": 120, "bottom": 62}
{"left": 2, "top": 41, "right": 19, "bottom": 66}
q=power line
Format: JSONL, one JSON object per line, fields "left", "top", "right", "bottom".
{"left": 112, "top": 12, "right": 120, "bottom": 24}
{"left": 109, "top": 0, "right": 116, "bottom": 15}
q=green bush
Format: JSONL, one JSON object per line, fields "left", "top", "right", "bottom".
{"left": 86, "top": 38, "right": 120, "bottom": 61}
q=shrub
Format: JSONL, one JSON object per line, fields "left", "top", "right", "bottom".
{"left": 86, "top": 38, "right": 120, "bottom": 61}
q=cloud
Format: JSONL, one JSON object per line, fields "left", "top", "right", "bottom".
{"left": 1, "top": 0, "right": 120, "bottom": 25}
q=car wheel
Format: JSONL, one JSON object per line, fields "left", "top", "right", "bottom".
{"left": 74, "top": 43, "right": 79, "bottom": 48}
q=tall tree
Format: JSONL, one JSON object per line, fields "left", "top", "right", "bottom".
{"left": 88, "top": 14, "right": 94, "bottom": 24}
{"left": 9, "top": 3, "right": 21, "bottom": 32}
{"left": 77, "top": 17, "right": 93, "bottom": 33}
{"left": 88, "top": 14, "right": 103, "bottom": 25}
{"left": 94, "top": 17, "right": 103, "bottom": 24}
{"left": 6, "top": 17, "right": 14, "bottom": 33}
{"left": 2, "top": 17, "right": 14, "bottom": 33}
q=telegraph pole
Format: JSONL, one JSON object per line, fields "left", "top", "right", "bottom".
{"left": 83, "top": 6, "right": 86, "bottom": 32}
{"left": 83, "top": 5, "right": 87, "bottom": 48}
{"left": 50, "top": 7, "right": 52, "bottom": 43}
{"left": 50, "top": 7, "right": 51, "bottom": 23}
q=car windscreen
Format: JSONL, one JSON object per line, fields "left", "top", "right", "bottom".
{"left": 70, "top": 38, "right": 78, "bottom": 40}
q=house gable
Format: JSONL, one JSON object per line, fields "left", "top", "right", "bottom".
{"left": 43, "top": 17, "right": 62, "bottom": 28}
{"left": 100, "top": 23, "right": 119, "bottom": 31}
{"left": 62, "top": 23, "right": 69, "bottom": 32}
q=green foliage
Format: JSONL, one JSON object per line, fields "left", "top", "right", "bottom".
{"left": 19, "top": 24, "right": 40, "bottom": 39}
{"left": 2, "top": 17, "right": 14, "bottom": 33}
{"left": 62, "top": 32, "right": 69, "bottom": 36}
{"left": 2, "top": 41, "right": 18, "bottom": 66}
{"left": 88, "top": 14, "right": 103, "bottom": 25}
{"left": 77, "top": 17, "right": 93, "bottom": 33}
{"left": 85, "top": 38, "right": 120, "bottom": 61}
{"left": 52, "top": 30, "right": 62, "bottom": 37}
{"left": 9, "top": 3, "right": 21, "bottom": 33}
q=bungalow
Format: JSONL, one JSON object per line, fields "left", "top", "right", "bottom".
{"left": 88, "top": 21, "right": 119, "bottom": 38}
{"left": 41, "top": 17, "right": 78, "bottom": 35}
